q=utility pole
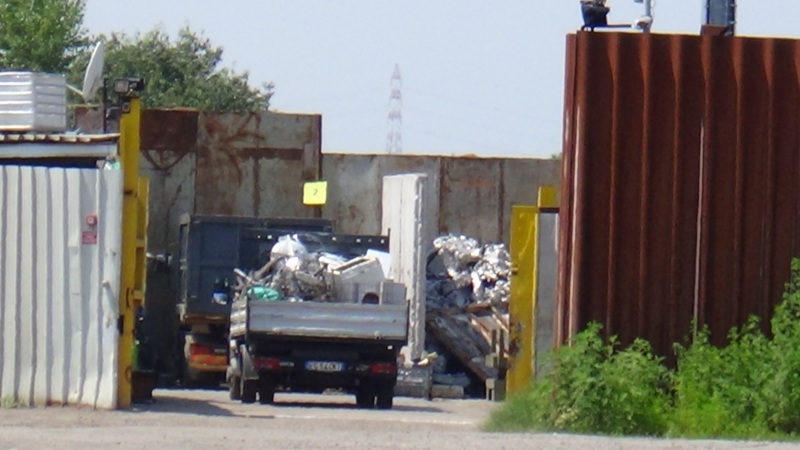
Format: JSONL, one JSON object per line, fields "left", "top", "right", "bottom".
{"left": 705, "top": 0, "right": 736, "bottom": 34}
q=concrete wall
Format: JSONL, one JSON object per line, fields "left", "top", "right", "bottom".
{"left": 323, "top": 154, "right": 561, "bottom": 244}
{"left": 0, "top": 166, "right": 122, "bottom": 408}
{"left": 382, "top": 174, "right": 434, "bottom": 362}
{"left": 77, "top": 108, "right": 561, "bottom": 251}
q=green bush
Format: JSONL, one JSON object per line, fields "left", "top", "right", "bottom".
{"left": 671, "top": 319, "right": 773, "bottom": 438}
{"left": 489, "top": 258, "right": 800, "bottom": 440}
{"left": 487, "top": 323, "right": 670, "bottom": 436}
{"left": 764, "top": 258, "right": 800, "bottom": 434}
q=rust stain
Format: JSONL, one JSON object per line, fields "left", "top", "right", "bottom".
{"left": 131, "top": 109, "right": 201, "bottom": 173}
{"left": 140, "top": 109, "right": 199, "bottom": 155}
{"left": 239, "top": 147, "right": 304, "bottom": 161}
{"left": 192, "top": 111, "right": 322, "bottom": 217}
{"left": 559, "top": 31, "right": 800, "bottom": 361}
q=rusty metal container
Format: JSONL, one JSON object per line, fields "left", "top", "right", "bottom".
{"left": 559, "top": 31, "right": 800, "bottom": 360}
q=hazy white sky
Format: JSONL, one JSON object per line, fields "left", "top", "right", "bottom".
{"left": 83, "top": 1, "right": 800, "bottom": 158}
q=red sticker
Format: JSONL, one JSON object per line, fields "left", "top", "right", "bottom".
{"left": 82, "top": 231, "right": 98, "bottom": 245}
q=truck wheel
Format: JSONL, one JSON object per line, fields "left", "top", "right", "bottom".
{"left": 376, "top": 381, "right": 394, "bottom": 410}
{"left": 356, "top": 381, "right": 376, "bottom": 409}
{"left": 229, "top": 375, "right": 241, "bottom": 400}
{"left": 259, "top": 377, "right": 275, "bottom": 405}
{"left": 241, "top": 379, "right": 258, "bottom": 404}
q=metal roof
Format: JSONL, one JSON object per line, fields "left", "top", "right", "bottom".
{"left": 0, "top": 132, "right": 119, "bottom": 159}
{"left": 0, "top": 132, "right": 119, "bottom": 144}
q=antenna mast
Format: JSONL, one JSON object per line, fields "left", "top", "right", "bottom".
{"left": 386, "top": 64, "right": 403, "bottom": 154}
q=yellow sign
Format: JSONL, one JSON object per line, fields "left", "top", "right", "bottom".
{"left": 303, "top": 181, "right": 328, "bottom": 205}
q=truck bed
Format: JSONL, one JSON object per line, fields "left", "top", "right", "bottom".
{"left": 230, "top": 300, "right": 408, "bottom": 343}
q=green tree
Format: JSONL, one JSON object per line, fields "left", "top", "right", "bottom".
{"left": 0, "top": 0, "right": 87, "bottom": 73}
{"left": 76, "top": 27, "right": 273, "bottom": 111}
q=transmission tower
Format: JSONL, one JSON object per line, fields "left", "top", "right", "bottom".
{"left": 386, "top": 64, "right": 403, "bottom": 154}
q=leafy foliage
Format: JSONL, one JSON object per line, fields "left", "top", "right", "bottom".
{"left": 490, "top": 258, "right": 800, "bottom": 441}
{"left": 672, "top": 259, "right": 800, "bottom": 438}
{"left": 488, "top": 323, "right": 670, "bottom": 436}
{"left": 671, "top": 320, "right": 773, "bottom": 438}
{"left": 0, "top": 0, "right": 87, "bottom": 73}
{"left": 71, "top": 27, "right": 273, "bottom": 111}
{"left": 763, "top": 258, "right": 800, "bottom": 434}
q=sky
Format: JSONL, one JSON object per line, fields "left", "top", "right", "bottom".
{"left": 83, "top": 1, "right": 800, "bottom": 158}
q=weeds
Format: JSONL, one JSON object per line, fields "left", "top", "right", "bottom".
{"left": 488, "top": 258, "right": 800, "bottom": 440}
{"left": 488, "top": 323, "right": 669, "bottom": 436}
{"left": 1, "top": 396, "right": 28, "bottom": 408}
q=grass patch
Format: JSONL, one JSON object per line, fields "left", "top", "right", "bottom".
{"left": 1, "top": 396, "right": 28, "bottom": 408}
{"left": 488, "top": 258, "right": 800, "bottom": 440}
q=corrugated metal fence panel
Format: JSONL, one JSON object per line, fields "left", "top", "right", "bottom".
{"left": 560, "top": 31, "right": 800, "bottom": 359}
{"left": 0, "top": 166, "right": 122, "bottom": 408}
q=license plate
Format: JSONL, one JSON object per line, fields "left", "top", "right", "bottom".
{"left": 305, "top": 361, "right": 345, "bottom": 372}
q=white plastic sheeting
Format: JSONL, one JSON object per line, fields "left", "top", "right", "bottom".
{"left": 0, "top": 165, "right": 122, "bottom": 408}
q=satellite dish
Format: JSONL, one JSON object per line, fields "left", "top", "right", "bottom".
{"left": 81, "top": 42, "right": 105, "bottom": 102}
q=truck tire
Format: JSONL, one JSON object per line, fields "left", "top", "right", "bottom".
{"left": 229, "top": 375, "right": 241, "bottom": 401}
{"left": 241, "top": 379, "right": 258, "bottom": 404}
{"left": 376, "top": 381, "right": 394, "bottom": 410}
{"left": 259, "top": 377, "right": 276, "bottom": 405}
{"left": 356, "top": 381, "right": 376, "bottom": 409}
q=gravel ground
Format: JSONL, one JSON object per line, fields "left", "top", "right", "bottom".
{"left": 0, "top": 389, "right": 798, "bottom": 450}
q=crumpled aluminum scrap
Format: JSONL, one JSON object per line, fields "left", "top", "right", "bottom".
{"left": 426, "top": 235, "right": 511, "bottom": 309}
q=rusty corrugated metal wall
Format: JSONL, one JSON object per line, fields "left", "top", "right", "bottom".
{"left": 559, "top": 31, "right": 800, "bottom": 359}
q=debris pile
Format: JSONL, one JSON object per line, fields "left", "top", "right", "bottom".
{"left": 426, "top": 235, "right": 511, "bottom": 309}
{"left": 423, "top": 235, "right": 511, "bottom": 399}
{"left": 232, "top": 235, "right": 389, "bottom": 304}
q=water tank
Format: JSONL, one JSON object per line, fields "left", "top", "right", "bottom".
{"left": 0, "top": 72, "right": 67, "bottom": 133}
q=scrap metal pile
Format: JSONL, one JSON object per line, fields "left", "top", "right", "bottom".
{"left": 232, "top": 235, "right": 387, "bottom": 304}
{"left": 426, "top": 235, "right": 511, "bottom": 309}
{"left": 423, "top": 235, "right": 511, "bottom": 399}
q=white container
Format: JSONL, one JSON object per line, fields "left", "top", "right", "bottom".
{"left": 379, "top": 280, "right": 407, "bottom": 306}
{"left": 330, "top": 256, "right": 387, "bottom": 303}
{"left": 0, "top": 72, "right": 67, "bottom": 132}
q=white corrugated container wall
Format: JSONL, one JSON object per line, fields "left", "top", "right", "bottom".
{"left": 0, "top": 72, "right": 68, "bottom": 132}
{"left": 0, "top": 165, "right": 122, "bottom": 408}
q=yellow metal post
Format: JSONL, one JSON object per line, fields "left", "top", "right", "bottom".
{"left": 136, "top": 177, "right": 149, "bottom": 309}
{"left": 530, "top": 186, "right": 559, "bottom": 380}
{"left": 118, "top": 97, "right": 142, "bottom": 408}
{"left": 537, "top": 186, "right": 559, "bottom": 213}
{"left": 134, "top": 177, "right": 150, "bottom": 307}
{"left": 507, "top": 205, "right": 537, "bottom": 395}
{"left": 507, "top": 185, "right": 559, "bottom": 395}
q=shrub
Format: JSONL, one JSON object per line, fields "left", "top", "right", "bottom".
{"left": 670, "top": 320, "right": 772, "bottom": 438}
{"left": 764, "top": 258, "right": 800, "bottom": 434}
{"left": 489, "top": 258, "right": 800, "bottom": 440}
{"left": 488, "top": 323, "right": 670, "bottom": 436}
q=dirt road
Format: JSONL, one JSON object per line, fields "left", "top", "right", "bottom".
{"left": 0, "top": 389, "right": 797, "bottom": 449}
